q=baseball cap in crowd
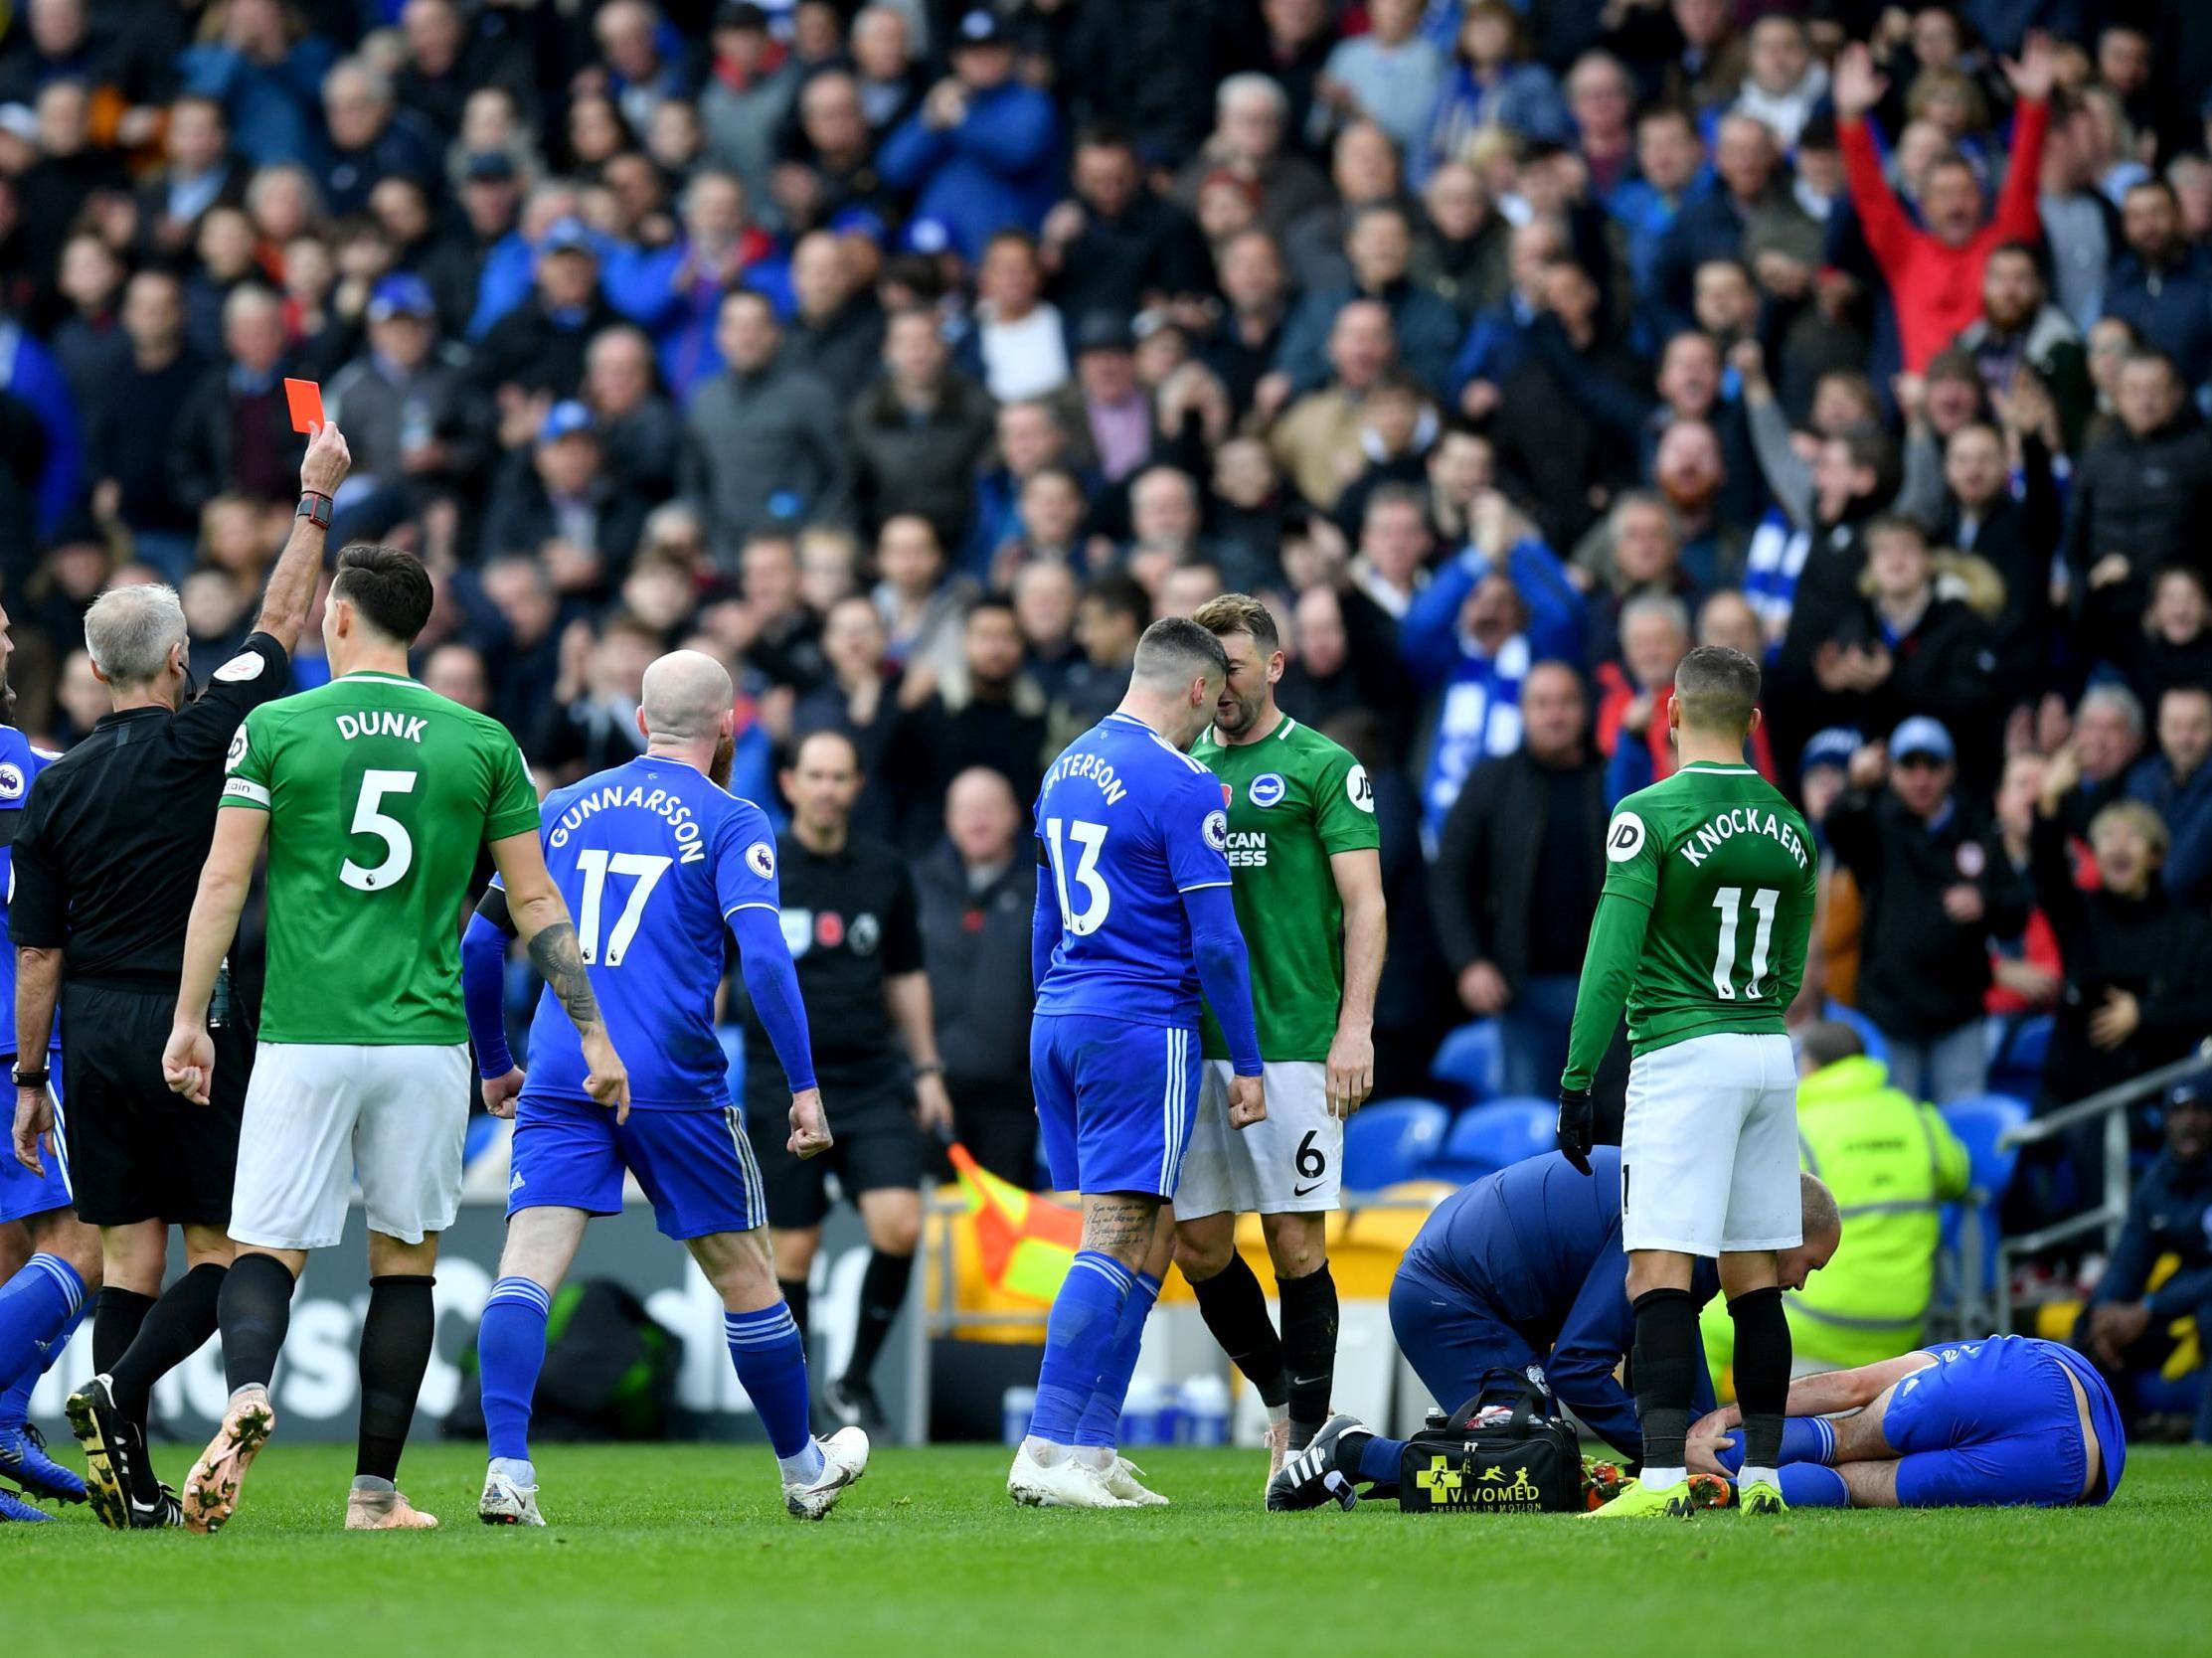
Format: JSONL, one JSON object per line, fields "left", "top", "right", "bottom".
{"left": 462, "top": 150, "right": 518, "bottom": 184}
{"left": 539, "top": 400, "right": 597, "bottom": 443}
{"left": 829, "top": 206, "right": 888, "bottom": 247}
{"left": 1797, "top": 727, "right": 1861, "bottom": 778}
{"left": 952, "top": 8, "right": 1009, "bottom": 48}
{"left": 541, "top": 216, "right": 596, "bottom": 256}
{"left": 2169, "top": 1078, "right": 2210, "bottom": 1108}
{"left": 0, "top": 105, "right": 36, "bottom": 144}
{"left": 715, "top": 1, "right": 770, "bottom": 30}
{"left": 1890, "top": 716, "right": 1955, "bottom": 765}
{"left": 366, "top": 273, "right": 436, "bottom": 324}
{"left": 1074, "top": 310, "right": 1134, "bottom": 356}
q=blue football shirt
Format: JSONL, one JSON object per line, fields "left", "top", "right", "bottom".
{"left": 0, "top": 727, "right": 58, "bottom": 1061}
{"left": 513, "top": 755, "right": 782, "bottom": 1109}
{"left": 1032, "top": 713, "right": 1234, "bottom": 1029}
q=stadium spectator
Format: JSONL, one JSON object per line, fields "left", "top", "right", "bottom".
{"left": 481, "top": 402, "right": 647, "bottom": 596}
{"left": 2074, "top": 1080, "right": 2212, "bottom": 1444}
{"left": 2126, "top": 686, "right": 2212, "bottom": 903}
{"left": 848, "top": 307, "right": 996, "bottom": 549}
{"left": 683, "top": 288, "right": 848, "bottom": 556}
{"left": 1430, "top": 660, "right": 1606, "bottom": 1096}
{"left": 1823, "top": 720, "right": 2027, "bottom": 1104}
{"left": 914, "top": 766, "right": 1039, "bottom": 1187}
{"left": 2103, "top": 177, "right": 2212, "bottom": 392}
{"left": 1044, "top": 125, "right": 1212, "bottom": 330}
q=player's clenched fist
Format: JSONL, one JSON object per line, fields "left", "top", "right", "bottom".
{"left": 581, "top": 1029, "right": 630, "bottom": 1122}
{"left": 787, "top": 1086, "right": 833, "bottom": 1159}
{"left": 299, "top": 417, "right": 351, "bottom": 496}
{"left": 1228, "top": 1072, "right": 1267, "bottom": 1129}
{"left": 162, "top": 1020, "right": 217, "bottom": 1106}
{"left": 481, "top": 1067, "right": 526, "bottom": 1119}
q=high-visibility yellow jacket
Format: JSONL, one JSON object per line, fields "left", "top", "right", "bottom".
{"left": 1788, "top": 1055, "right": 1972, "bottom": 1368}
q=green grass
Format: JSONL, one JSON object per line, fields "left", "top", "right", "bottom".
{"left": 8, "top": 1443, "right": 2212, "bottom": 1658}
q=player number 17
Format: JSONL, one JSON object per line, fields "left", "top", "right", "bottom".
{"left": 1710, "top": 886, "right": 1779, "bottom": 1000}
{"left": 575, "top": 850, "right": 672, "bottom": 966}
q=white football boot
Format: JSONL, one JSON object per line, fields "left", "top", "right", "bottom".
{"left": 784, "top": 1426, "right": 870, "bottom": 1521}
{"left": 1007, "top": 1441, "right": 1128, "bottom": 1508}
{"left": 479, "top": 1461, "right": 546, "bottom": 1527}
{"left": 1100, "top": 1455, "right": 1170, "bottom": 1507}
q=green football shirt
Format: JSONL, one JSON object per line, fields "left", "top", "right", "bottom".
{"left": 220, "top": 670, "right": 541, "bottom": 1045}
{"left": 1560, "top": 760, "right": 1817, "bottom": 1089}
{"left": 1195, "top": 713, "right": 1381, "bottom": 1063}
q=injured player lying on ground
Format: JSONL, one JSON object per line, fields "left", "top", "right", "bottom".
{"left": 1270, "top": 1333, "right": 2127, "bottom": 1513}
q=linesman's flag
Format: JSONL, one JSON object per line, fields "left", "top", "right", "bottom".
{"left": 948, "top": 1140, "right": 1081, "bottom": 1305}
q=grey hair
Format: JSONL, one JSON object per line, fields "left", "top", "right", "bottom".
{"left": 1620, "top": 591, "right": 1691, "bottom": 640}
{"left": 1217, "top": 73, "right": 1288, "bottom": 119}
{"left": 640, "top": 649, "right": 733, "bottom": 743}
{"left": 324, "top": 56, "right": 394, "bottom": 107}
{"left": 2079, "top": 683, "right": 2145, "bottom": 740}
{"left": 84, "top": 584, "right": 188, "bottom": 686}
{"left": 1131, "top": 615, "right": 1229, "bottom": 691}
{"left": 222, "top": 283, "right": 280, "bottom": 330}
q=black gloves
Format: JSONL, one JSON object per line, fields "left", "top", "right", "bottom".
{"left": 1557, "top": 1086, "right": 1594, "bottom": 1176}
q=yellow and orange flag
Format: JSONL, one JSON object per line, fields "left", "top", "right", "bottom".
{"left": 948, "top": 1141, "right": 1081, "bottom": 1305}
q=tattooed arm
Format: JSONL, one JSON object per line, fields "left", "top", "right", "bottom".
{"left": 487, "top": 829, "right": 632, "bottom": 1119}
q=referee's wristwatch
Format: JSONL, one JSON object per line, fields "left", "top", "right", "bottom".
{"left": 296, "top": 490, "right": 334, "bottom": 530}
{"left": 11, "top": 1065, "right": 49, "bottom": 1090}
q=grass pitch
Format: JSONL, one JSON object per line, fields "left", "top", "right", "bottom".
{"left": 7, "top": 1442, "right": 2210, "bottom": 1658}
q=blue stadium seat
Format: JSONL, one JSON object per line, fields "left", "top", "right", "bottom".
{"left": 1986, "top": 1013, "right": 2053, "bottom": 1103}
{"left": 1430, "top": 1020, "right": 1502, "bottom": 1104}
{"left": 1421, "top": 1097, "right": 1558, "bottom": 1185}
{"left": 1822, "top": 999, "right": 1889, "bottom": 1066}
{"left": 1342, "top": 1098, "right": 1450, "bottom": 1192}
{"left": 1937, "top": 1093, "right": 2031, "bottom": 1322}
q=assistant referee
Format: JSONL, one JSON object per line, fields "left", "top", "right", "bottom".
{"left": 7, "top": 422, "right": 351, "bottom": 1530}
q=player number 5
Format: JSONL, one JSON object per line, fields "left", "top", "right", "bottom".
{"left": 1044, "top": 817, "right": 1111, "bottom": 935}
{"left": 340, "top": 768, "right": 417, "bottom": 892}
{"left": 1709, "top": 886, "right": 1779, "bottom": 1000}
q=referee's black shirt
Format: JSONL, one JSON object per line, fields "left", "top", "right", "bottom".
{"left": 738, "top": 829, "right": 922, "bottom": 1096}
{"left": 10, "top": 632, "right": 291, "bottom": 986}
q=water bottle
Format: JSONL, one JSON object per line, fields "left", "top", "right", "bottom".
{"left": 1119, "top": 1378, "right": 1165, "bottom": 1447}
{"left": 1178, "top": 1375, "right": 1232, "bottom": 1446}
{"left": 1001, "top": 1385, "right": 1037, "bottom": 1445}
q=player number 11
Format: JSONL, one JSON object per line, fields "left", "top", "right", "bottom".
{"left": 1709, "top": 886, "right": 1779, "bottom": 1000}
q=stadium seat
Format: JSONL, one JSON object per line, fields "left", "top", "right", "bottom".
{"left": 1822, "top": 999, "right": 1888, "bottom": 1066}
{"left": 1937, "top": 1093, "right": 2032, "bottom": 1328}
{"left": 1429, "top": 1020, "right": 1502, "bottom": 1104}
{"left": 1341, "top": 1098, "right": 1450, "bottom": 1192}
{"left": 1986, "top": 1013, "right": 2053, "bottom": 1104}
{"left": 1421, "top": 1097, "right": 1557, "bottom": 1186}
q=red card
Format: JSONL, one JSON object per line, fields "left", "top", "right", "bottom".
{"left": 284, "top": 378, "right": 325, "bottom": 434}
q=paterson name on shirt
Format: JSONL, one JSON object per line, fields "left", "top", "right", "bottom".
{"left": 1033, "top": 713, "right": 1235, "bottom": 1031}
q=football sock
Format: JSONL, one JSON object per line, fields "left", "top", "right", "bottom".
{"left": 1728, "top": 1285, "right": 1790, "bottom": 1477}
{"left": 357, "top": 1274, "right": 435, "bottom": 1482}
{"left": 841, "top": 1248, "right": 914, "bottom": 1389}
{"left": 0, "top": 1253, "right": 85, "bottom": 1412}
{"left": 92, "top": 1286, "right": 154, "bottom": 1374}
{"left": 1778, "top": 1462, "right": 1848, "bottom": 1507}
{"left": 0, "top": 1295, "right": 86, "bottom": 1429}
{"left": 778, "top": 1277, "right": 811, "bottom": 1349}
{"left": 1277, "top": 1261, "right": 1339, "bottom": 1449}
{"left": 1334, "top": 1428, "right": 1403, "bottom": 1487}
{"left": 477, "top": 1275, "right": 553, "bottom": 1464}
{"left": 108, "top": 1261, "right": 226, "bottom": 1427}
{"left": 217, "top": 1251, "right": 297, "bottom": 1394}
{"left": 1629, "top": 1286, "right": 1697, "bottom": 1488}
{"left": 725, "top": 1302, "right": 823, "bottom": 1483}
{"left": 1026, "top": 1250, "right": 1131, "bottom": 1446}
{"left": 1073, "top": 1270, "right": 1161, "bottom": 1448}
{"left": 1187, "top": 1251, "right": 1287, "bottom": 1409}
{"left": 1784, "top": 1415, "right": 1838, "bottom": 1464}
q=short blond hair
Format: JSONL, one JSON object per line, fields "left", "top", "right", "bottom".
{"left": 2090, "top": 798, "right": 2170, "bottom": 859}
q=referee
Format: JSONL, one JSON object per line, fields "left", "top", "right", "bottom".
{"left": 742, "top": 729, "right": 953, "bottom": 1435}
{"left": 8, "top": 422, "right": 352, "bottom": 1529}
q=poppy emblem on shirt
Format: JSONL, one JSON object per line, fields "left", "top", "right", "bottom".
{"left": 815, "top": 912, "right": 845, "bottom": 949}
{"left": 1250, "top": 772, "right": 1286, "bottom": 809}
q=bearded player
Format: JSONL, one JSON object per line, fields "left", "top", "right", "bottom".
{"left": 1169, "top": 595, "right": 1385, "bottom": 1493}
{"left": 1560, "top": 645, "right": 1816, "bottom": 1520}
{"left": 158, "top": 545, "right": 630, "bottom": 1533}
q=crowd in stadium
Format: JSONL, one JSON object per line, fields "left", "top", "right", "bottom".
{"left": 0, "top": 1, "right": 2208, "bottom": 1266}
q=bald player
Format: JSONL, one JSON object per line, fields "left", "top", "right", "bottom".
{"left": 460, "top": 650, "right": 865, "bottom": 1527}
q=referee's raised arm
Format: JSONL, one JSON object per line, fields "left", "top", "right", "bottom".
{"left": 253, "top": 421, "right": 351, "bottom": 651}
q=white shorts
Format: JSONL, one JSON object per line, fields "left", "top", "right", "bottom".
{"left": 1172, "top": 1060, "right": 1340, "bottom": 1220}
{"left": 229, "top": 1043, "right": 470, "bottom": 1251}
{"left": 1619, "top": 1031, "right": 1800, "bottom": 1256}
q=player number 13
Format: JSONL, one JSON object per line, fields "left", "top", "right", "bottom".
{"left": 1709, "top": 886, "right": 1779, "bottom": 1000}
{"left": 1044, "top": 817, "right": 1111, "bottom": 935}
